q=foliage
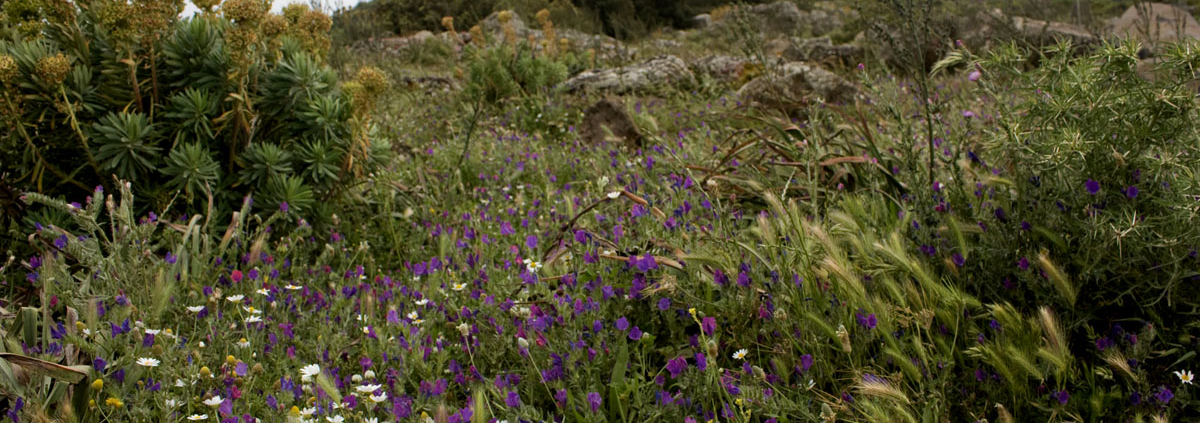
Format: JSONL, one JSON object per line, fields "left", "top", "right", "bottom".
{"left": 463, "top": 41, "right": 568, "bottom": 105}
{"left": 0, "top": 1, "right": 392, "bottom": 255}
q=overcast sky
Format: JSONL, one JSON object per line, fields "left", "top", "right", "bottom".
{"left": 181, "top": 0, "right": 356, "bottom": 17}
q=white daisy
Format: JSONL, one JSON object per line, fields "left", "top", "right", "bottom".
{"left": 414, "top": 299, "right": 429, "bottom": 306}
{"left": 187, "top": 414, "right": 208, "bottom": 421}
{"left": 136, "top": 357, "right": 160, "bottom": 367}
{"left": 300, "top": 364, "right": 321, "bottom": 382}
{"left": 355, "top": 383, "right": 383, "bottom": 394}
{"left": 407, "top": 311, "right": 419, "bottom": 320}
{"left": 202, "top": 396, "right": 224, "bottom": 407}
{"left": 607, "top": 191, "right": 622, "bottom": 199}
{"left": 187, "top": 306, "right": 205, "bottom": 313}
{"left": 256, "top": 288, "right": 269, "bottom": 295}
{"left": 732, "top": 349, "right": 748, "bottom": 360}
{"left": 1176, "top": 370, "right": 1194, "bottom": 384}
{"left": 300, "top": 407, "right": 317, "bottom": 417}
{"left": 369, "top": 393, "right": 387, "bottom": 403}
{"left": 326, "top": 416, "right": 344, "bottom": 423}
{"left": 285, "top": 284, "right": 302, "bottom": 290}
{"left": 451, "top": 282, "right": 467, "bottom": 291}
{"left": 225, "top": 295, "right": 244, "bottom": 302}
{"left": 524, "top": 259, "right": 542, "bottom": 273}
{"left": 244, "top": 316, "right": 263, "bottom": 324}
{"left": 144, "top": 329, "right": 161, "bottom": 335}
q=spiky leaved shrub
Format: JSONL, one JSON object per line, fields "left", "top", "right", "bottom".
{"left": 0, "top": 0, "right": 390, "bottom": 230}
{"left": 463, "top": 41, "right": 568, "bottom": 105}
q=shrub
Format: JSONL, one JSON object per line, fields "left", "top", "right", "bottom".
{"left": 0, "top": 2, "right": 390, "bottom": 234}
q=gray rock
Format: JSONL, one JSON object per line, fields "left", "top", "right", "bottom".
{"left": 1109, "top": 3, "right": 1200, "bottom": 51}
{"left": 747, "top": 1, "right": 806, "bottom": 33}
{"left": 563, "top": 55, "right": 694, "bottom": 94}
{"left": 693, "top": 13, "right": 712, "bottom": 29}
{"left": 711, "top": 1, "right": 842, "bottom": 36}
{"left": 737, "top": 62, "right": 857, "bottom": 106}
{"left": 479, "top": 10, "right": 530, "bottom": 40}
{"left": 692, "top": 55, "right": 751, "bottom": 81}
{"left": 1012, "top": 16, "right": 1097, "bottom": 48}
{"left": 776, "top": 36, "right": 862, "bottom": 65}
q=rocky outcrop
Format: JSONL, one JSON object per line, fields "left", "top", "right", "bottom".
{"left": 737, "top": 62, "right": 857, "bottom": 106}
{"left": 562, "top": 55, "right": 695, "bottom": 94}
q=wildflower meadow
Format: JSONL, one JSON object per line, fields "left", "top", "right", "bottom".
{"left": 2, "top": 1, "right": 1199, "bottom": 422}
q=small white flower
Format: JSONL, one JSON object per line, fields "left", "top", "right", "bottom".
{"left": 256, "top": 288, "right": 269, "bottom": 295}
{"left": 243, "top": 306, "right": 262, "bottom": 314}
{"left": 365, "top": 418, "right": 380, "bottom": 423}
{"left": 457, "top": 322, "right": 470, "bottom": 336}
{"left": 300, "top": 407, "right": 317, "bottom": 417}
{"left": 1176, "top": 370, "right": 1194, "bottom": 384}
{"left": 136, "top": 357, "right": 160, "bottom": 367}
{"left": 203, "top": 396, "right": 224, "bottom": 407}
{"left": 517, "top": 337, "right": 530, "bottom": 349}
{"left": 732, "top": 349, "right": 748, "bottom": 360}
{"left": 451, "top": 282, "right": 467, "bottom": 291}
{"left": 164, "top": 398, "right": 178, "bottom": 408}
{"left": 300, "top": 364, "right": 321, "bottom": 382}
{"left": 326, "top": 415, "right": 345, "bottom": 423}
{"left": 244, "top": 316, "right": 263, "bottom": 324}
{"left": 187, "top": 306, "right": 205, "bottom": 313}
{"left": 355, "top": 383, "right": 383, "bottom": 394}
{"left": 285, "top": 284, "right": 302, "bottom": 291}
{"left": 225, "top": 295, "right": 244, "bottom": 302}
{"left": 187, "top": 414, "right": 208, "bottom": 421}
{"left": 236, "top": 338, "right": 251, "bottom": 348}
{"left": 526, "top": 260, "right": 542, "bottom": 273}
{"left": 364, "top": 370, "right": 376, "bottom": 379}
{"left": 352, "top": 374, "right": 363, "bottom": 383}
{"left": 414, "top": 299, "right": 429, "bottom": 306}
{"left": 144, "top": 329, "right": 161, "bottom": 335}
{"left": 175, "top": 379, "right": 186, "bottom": 387}
{"left": 407, "top": 311, "right": 419, "bottom": 320}
{"left": 607, "top": 191, "right": 621, "bottom": 199}
{"left": 369, "top": 393, "right": 387, "bottom": 403}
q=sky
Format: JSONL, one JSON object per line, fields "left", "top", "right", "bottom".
{"left": 180, "top": 0, "right": 358, "bottom": 17}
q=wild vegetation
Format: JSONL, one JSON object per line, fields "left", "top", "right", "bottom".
{"left": 2, "top": 1, "right": 1199, "bottom": 423}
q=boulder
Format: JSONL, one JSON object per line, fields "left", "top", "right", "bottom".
{"left": 736, "top": 62, "right": 857, "bottom": 106}
{"left": 562, "top": 55, "right": 694, "bottom": 94}
{"left": 746, "top": 1, "right": 807, "bottom": 33}
{"left": 773, "top": 36, "right": 862, "bottom": 65}
{"left": 479, "top": 10, "right": 530, "bottom": 40}
{"left": 579, "top": 98, "right": 642, "bottom": 148}
{"left": 693, "top": 13, "right": 712, "bottom": 29}
{"left": 1109, "top": 3, "right": 1200, "bottom": 51}
{"left": 1011, "top": 16, "right": 1097, "bottom": 48}
{"left": 692, "top": 55, "right": 752, "bottom": 81}
{"left": 710, "top": 1, "right": 841, "bottom": 36}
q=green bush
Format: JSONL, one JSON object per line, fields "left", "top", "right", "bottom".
{"left": 0, "top": 1, "right": 390, "bottom": 225}
{"left": 463, "top": 41, "right": 568, "bottom": 105}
